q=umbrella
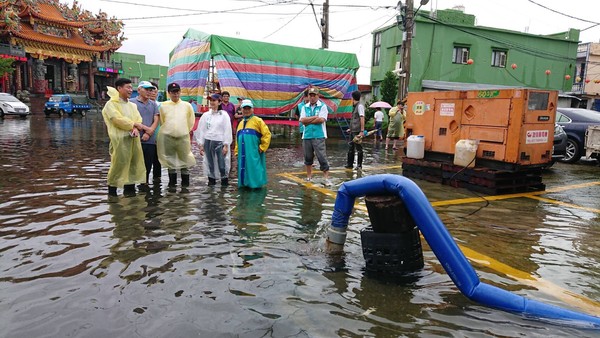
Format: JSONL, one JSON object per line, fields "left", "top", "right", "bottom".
{"left": 369, "top": 101, "right": 392, "bottom": 109}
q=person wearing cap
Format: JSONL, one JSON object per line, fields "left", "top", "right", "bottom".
{"left": 132, "top": 81, "right": 161, "bottom": 190}
{"left": 234, "top": 99, "right": 271, "bottom": 189}
{"left": 386, "top": 99, "right": 406, "bottom": 154}
{"left": 345, "top": 90, "right": 366, "bottom": 170}
{"left": 233, "top": 96, "right": 244, "bottom": 121}
{"left": 101, "top": 78, "right": 146, "bottom": 196}
{"left": 299, "top": 87, "right": 332, "bottom": 186}
{"left": 156, "top": 82, "right": 197, "bottom": 187}
{"left": 195, "top": 93, "right": 232, "bottom": 186}
{"left": 294, "top": 90, "right": 309, "bottom": 134}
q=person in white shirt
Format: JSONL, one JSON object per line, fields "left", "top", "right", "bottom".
{"left": 374, "top": 108, "right": 384, "bottom": 143}
{"left": 195, "top": 93, "right": 233, "bottom": 186}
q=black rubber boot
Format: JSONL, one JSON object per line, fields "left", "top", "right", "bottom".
{"left": 208, "top": 177, "right": 216, "bottom": 186}
{"left": 346, "top": 151, "right": 354, "bottom": 169}
{"left": 357, "top": 151, "right": 363, "bottom": 169}
{"left": 181, "top": 174, "right": 190, "bottom": 187}
{"left": 168, "top": 173, "right": 177, "bottom": 187}
{"left": 221, "top": 178, "right": 229, "bottom": 186}
{"left": 123, "top": 184, "right": 136, "bottom": 197}
{"left": 108, "top": 186, "right": 117, "bottom": 196}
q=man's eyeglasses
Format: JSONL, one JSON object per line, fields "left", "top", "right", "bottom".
{"left": 145, "top": 88, "right": 157, "bottom": 92}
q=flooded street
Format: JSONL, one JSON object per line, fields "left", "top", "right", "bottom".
{"left": 1, "top": 113, "right": 599, "bottom": 337}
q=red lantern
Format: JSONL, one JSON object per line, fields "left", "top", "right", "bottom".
{"left": 585, "top": 79, "right": 591, "bottom": 83}
{"left": 545, "top": 70, "right": 551, "bottom": 75}
{"left": 466, "top": 59, "right": 474, "bottom": 65}
{"left": 511, "top": 63, "right": 517, "bottom": 69}
{"left": 565, "top": 74, "right": 571, "bottom": 80}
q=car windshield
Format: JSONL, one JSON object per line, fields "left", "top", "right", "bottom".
{"left": 49, "top": 96, "right": 63, "bottom": 102}
{"left": 0, "top": 94, "right": 20, "bottom": 102}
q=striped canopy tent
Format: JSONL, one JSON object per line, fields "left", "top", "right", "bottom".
{"left": 167, "top": 29, "right": 359, "bottom": 116}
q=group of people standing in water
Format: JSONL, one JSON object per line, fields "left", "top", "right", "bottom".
{"left": 101, "top": 78, "right": 271, "bottom": 197}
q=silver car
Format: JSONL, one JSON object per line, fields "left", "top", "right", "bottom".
{"left": 0, "top": 93, "right": 30, "bottom": 118}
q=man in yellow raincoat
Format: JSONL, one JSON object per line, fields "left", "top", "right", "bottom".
{"left": 157, "top": 82, "right": 196, "bottom": 187}
{"left": 102, "top": 78, "right": 146, "bottom": 196}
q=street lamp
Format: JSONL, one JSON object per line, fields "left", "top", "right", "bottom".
{"left": 137, "top": 61, "right": 143, "bottom": 81}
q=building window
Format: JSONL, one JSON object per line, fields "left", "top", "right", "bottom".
{"left": 373, "top": 32, "right": 381, "bottom": 66}
{"left": 452, "top": 46, "right": 470, "bottom": 64}
{"left": 491, "top": 50, "right": 507, "bottom": 67}
{"left": 130, "top": 76, "right": 139, "bottom": 84}
{"left": 372, "top": 84, "right": 380, "bottom": 98}
{"left": 396, "top": 45, "right": 402, "bottom": 55}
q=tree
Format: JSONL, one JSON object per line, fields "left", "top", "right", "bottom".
{"left": 380, "top": 70, "right": 398, "bottom": 105}
{"left": 0, "top": 58, "right": 15, "bottom": 77}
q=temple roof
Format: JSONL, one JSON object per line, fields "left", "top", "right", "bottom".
{"left": 19, "top": 3, "right": 87, "bottom": 28}
{"left": 13, "top": 22, "right": 108, "bottom": 53}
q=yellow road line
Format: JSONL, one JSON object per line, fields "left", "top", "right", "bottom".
{"left": 277, "top": 169, "right": 600, "bottom": 314}
{"left": 526, "top": 195, "right": 600, "bottom": 214}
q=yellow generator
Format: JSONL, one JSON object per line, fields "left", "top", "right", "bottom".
{"left": 405, "top": 89, "right": 557, "bottom": 170}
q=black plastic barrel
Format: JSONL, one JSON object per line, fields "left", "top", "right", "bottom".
{"left": 361, "top": 195, "right": 424, "bottom": 274}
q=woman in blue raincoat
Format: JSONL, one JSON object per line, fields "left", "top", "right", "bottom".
{"left": 234, "top": 99, "right": 271, "bottom": 189}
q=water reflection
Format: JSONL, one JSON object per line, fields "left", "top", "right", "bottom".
{"left": 232, "top": 188, "right": 268, "bottom": 239}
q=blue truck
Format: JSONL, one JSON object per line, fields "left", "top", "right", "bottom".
{"left": 44, "top": 94, "right": 92, "bottom": 117}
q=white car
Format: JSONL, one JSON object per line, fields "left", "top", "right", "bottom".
{"left": 0, "top": 93, "right": 30, "bottom": 118}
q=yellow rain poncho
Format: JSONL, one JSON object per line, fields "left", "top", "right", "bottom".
{"left": 157, "top": 100, "right": 196, "bottom": 170}
{"left": 101, "top": 86, "right": 146, "bottom": 188}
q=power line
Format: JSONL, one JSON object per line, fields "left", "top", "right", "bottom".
{"left": 264, "top": 4, "right": 310, "bottom": 38}
{"left": 527, "top": 0, "right": 600, "bottom": 26}
{"left": 330, "top": 14, "right": 396, "bottom": 43}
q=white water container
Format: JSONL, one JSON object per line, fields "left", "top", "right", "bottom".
{"left": 454, "top": 139, "right": 478, "bottom": 167}
{"left": 406, "top": 135, "right": 425, "bottom": 159}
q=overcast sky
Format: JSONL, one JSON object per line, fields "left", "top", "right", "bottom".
{"left": 68, "top": 0, "right": 600, "bottom": 83}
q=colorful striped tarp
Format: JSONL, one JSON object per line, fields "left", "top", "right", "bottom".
{"left": 167, "top": 29, "right": 359, "bottom": 116}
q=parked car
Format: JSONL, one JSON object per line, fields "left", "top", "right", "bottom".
{"left": 555, "top": 107, "right": 600, "bottom": 163}
{"left": 552, "top": 123, "right": 567, "bottom": 160}
{"left": 0, "top": 93, "right": 30, "bottom": 118}
{"left": 44, "top": 94, "right": 92, "bottom": 117}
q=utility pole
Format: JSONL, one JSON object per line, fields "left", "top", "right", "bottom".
{"left": 321, "top": 0, "right": 329, "bottom": 49}
{"left": 398, "top": 0, "right": 414, "bottom": 100}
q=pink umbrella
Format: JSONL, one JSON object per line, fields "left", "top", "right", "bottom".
{"left": 369, "top": 101, "right": 392, "bottom": 109}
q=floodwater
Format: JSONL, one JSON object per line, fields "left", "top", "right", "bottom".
{"left": 1, "top": 113, "right": 599, "bottom": 337}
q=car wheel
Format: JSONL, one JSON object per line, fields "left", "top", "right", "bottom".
{"left": 560, "top": 138, "right": 581, "bottom": 163}
{"left": 58, "top": 109, "right": 64, "bottom": 117}
{"left": 0, "top": 108, "right": 4, "bottom": 118}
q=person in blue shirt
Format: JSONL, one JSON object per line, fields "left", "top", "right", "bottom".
{"left": 132, "top": 81, "right": 161, "bottom": 191}
{"left": 299, "top": 87, "right": 332, "bottom": 186}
